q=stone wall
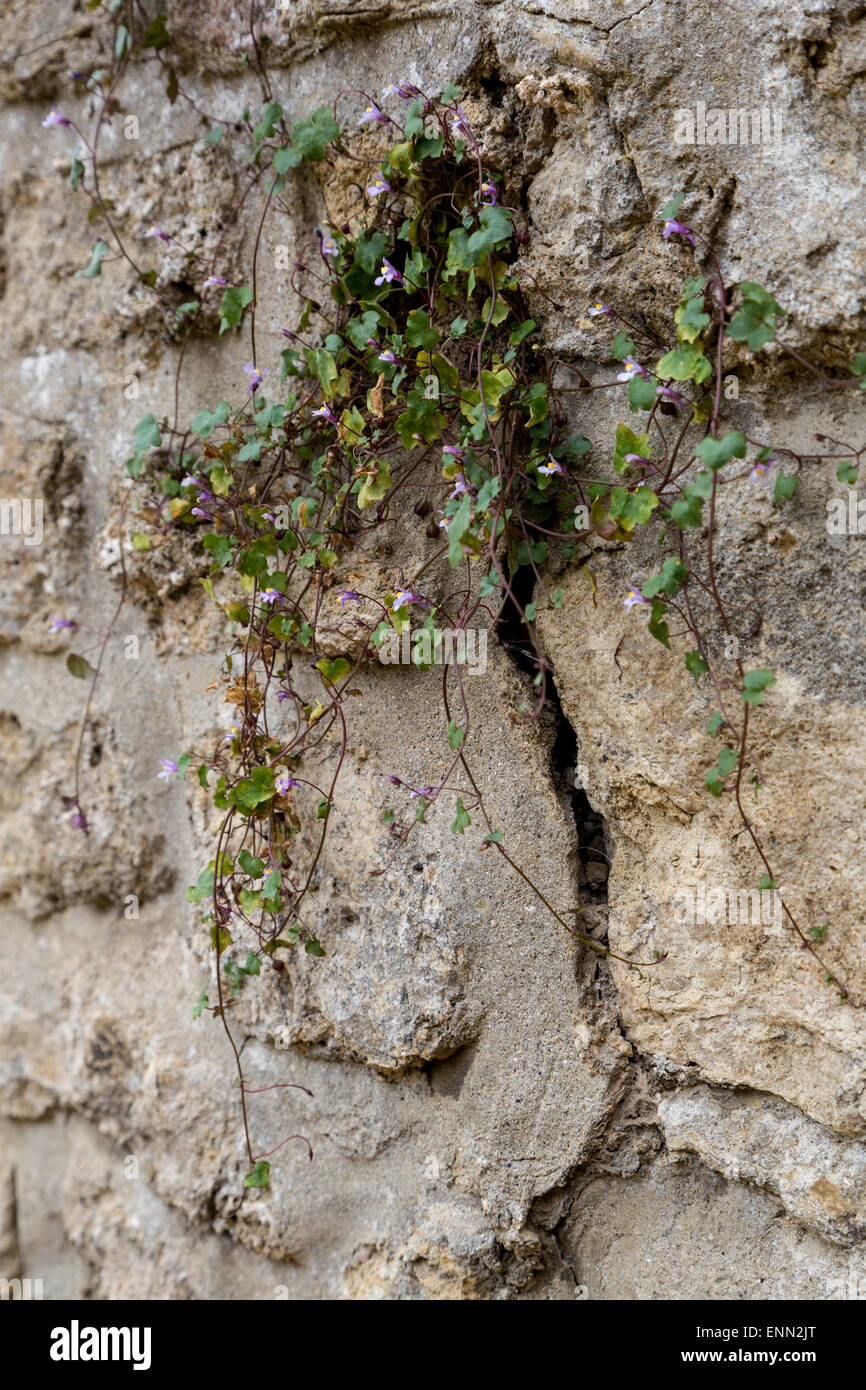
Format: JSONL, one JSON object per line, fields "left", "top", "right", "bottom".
{"left": 1, "top": 0, "right": 865, "bottom": 1299}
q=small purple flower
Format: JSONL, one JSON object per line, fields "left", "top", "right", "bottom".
{"left": 48, "top": 615, "right": 77, "bottom": 632}
{"left": 393, "top": 589, "right": 425, "bottom": 612}
{"left": 617, "top": 356, "right": 647, "bottom": 382}
{"left": 450, "top": 111, "right": 471, "bottom": 139}
{"left": 383, "top": 83, "right": 420, "bottom": 100}
{"left": 144, "top": 224, "right": 171, "bottom": 242}
{"left": 366, "top": 174, "right": 392, "bottom": 198}
{"left": 69, "top": 809, "right": 87, "bottom": 831}
{"left": 312, "top": 404, "right": 338, "bottom": 425}
{"left": 337, "top": 588, "right": 361, "bottom": 605}
{"left": 442, "top": 445, "right": 466, "bottom": 461}
{"left": 320, "top": 233, "right": 339, "bottom": 258}
{"left": 42, "top": 109, "right": 71, "bottom": 129}
{"left": 157, "top": 758, "right": 179, "bottom": 781}
{"left": 656, "top": 384, "right": 686, "bottom": 404}
{"left": 589, "top": 300, "right": 613, "bottom": 318}
{"left": 624, "top": 453, "right": 653, "bottom": 471}
{"left": 749, "top": 460, "right": 774, "bottom": 484}
{"left": 378, "top": 348, "right": 399, "bottom": 364}
{"left": 387, "top": 774, "right": 402, "bottom": 785}
{"left": 260, "top": 587, "right": 283, "bottom": 606}
{"left": 202, "top": 275, "right": 228, "bottom": 289}
{"left": 180, "top": 473, "right": 202, "bottom": 488}
{"left": 624, "top": 586, "right": 650, "bottom": 613}
{"left": 480, "top": 179, "right": 498, "bottom": 205}
{"left": 276, "top": 690, "right": 291, "bottom": 703}
{"left": 359, "top": 102, "right": 389, "bottom": 127}
{"left": 449, "top": 474, "right": 471, "bottom": 498}
{"left": 275, "top": 774, "right": 299, "bottom": 794}
{"left": 374, "top": 259, "right": 404, "bottom": 287}
{"left": 538, "top": 455, "right": 565, "bottom": 477}
{"left": 409, "top": 786, "right": 433, "bottom": 798}
{"left": 190, "top": 506, "right": 212, "bottom": 520}
{"left": 662, "top": 218, "right": 696, "bottom": 247}
{"left": 243, "top": 362, "right": 268, "bottom": 393}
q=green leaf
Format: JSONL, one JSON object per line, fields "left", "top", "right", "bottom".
{"left": 192, "top": 989, "right": 208, "bottom": 1019}
{"left": 628, "top": 374, "right": 658, "bottom": 411}
{"left": 611, "top": 330, "right": 636, "bottom": 361}
{"left": 706, "top": 711, "right": 723, "bottom": 735}
{"left": 648, "top": 598, "right": 670, "bottom": 648}
{"left": 685, "top": 649, "right": 708, "bottom": 682}
{"left": 642, "top": 557, "right": 687, "bottom": 598}
{"left": 509, "top": 318, "right": 536, "bottom": 346}
{"left": 272, "top": 146, "right": 301, "bottom": 174}
{"left": 773, "top": 471, "right": 798, "bottom": 505}
{"left": 447, "top": 206, "right": 513, "bottom": 268}
{"left": 836, "top": 460, "right": 858, "bottom": 484}
{"left": 305, "top": 937, "right": 326, "bottom": 957}
{"left": 357, "top": 460, "right": 392, "bottom": 509}
{"left": 447, "top": 495, "right": 472, "bottom": 566}
{"left": 451, "top": 797, "right": 471, "bottom": 834}
{"left": 133, "top": 412, "right": 161, "bottom": 454}
{"left": 657, "top": 344, "right": 711, "bottom": 384}
{"left": 609, "top": 485, "right": 659, "bottom": 530}
{"left": 218, "top": 285, "right": 253, "bottom": 334}
{"left": 694, "top": 431, "right": 747, "bottom": 470}
{"left": 66, "top": 653, "right": 95, "bottom": 680}
{"left": 353, "top": 231, "right": 388, "bottom": 276}
{"left": 741, "top": 669, "right": 776, "bottom": 705}
{"left": 728, "top": 282, "right": 786, "bottom": 351}
{"left": 613, "top": 424, "right": 650, "bottom": 475}
{"left": 238, "top": 848, "right": 265, "bottom": 878}
{"left": 346, "top": 310, "right": 381, "bottom": 350}
{"left": 316, "top": 657, "right": 351, "bottom": 686}
{"left": 808, "top": 924, "right": 828, "bottom": 941}
{"left": 244, "top": 1160, "right": 271, "bottom": 1189}
{"left": 291, "top": 106, "right": 340, "bottom": 162}
{"left": 448, "top": 720, "right": 464, "bottom": 750}
{"left": 760, "top": 875, "right": 779, "bottom": 892}
{"left": 405, "top": 309, "right": 439, "bottom": 350}
{"left": 661, "top": 194, "right": 685, "bottom": 221}
{"left": 75, "top": 239, "right": 109, "bottom": 279}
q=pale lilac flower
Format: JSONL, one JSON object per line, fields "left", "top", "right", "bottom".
{"left": 312, "top": 404, "right": 338, "bottom": 425}
{"left": 617, "top": 355, "right": 647, "bottom": 382}
{"left": 656, "top": 384, "right": 686, "bottom": 404}
{"left": 387, "top": 774, "right": 402, "bottom": 785}
{"left": 367, "top": 174, "right": 392, "bottom": 198}
{"left": 624, "top": 453, "right": 653, "bottom": 471}
{"left": 275, "top": 774, "right": 299, "bottom": 794}
{"left": 393, "top": 589, "right": 426, "bottom": 611}
{"left": 320, "top": 233, "right": 338, "bottom": 258}
{"left": 624, "top": 586, "right": 650, "bottom": 612}
{"left": 243, "top": 362, "right": 268, "bottom": 393}
{"left": 180, "top": 473, "right": 202, "bottom": 488}
{"left": 409, "top": 786, "right": 433, "bottom": 798}
{"left": 337, "top": 588, "right": 361, "bottom": 605}
{"left": 450, "top": 111, "right": 471, "bottom": 139}
{"left": 378, "top": 348, "right": 399, "bottom": 364}
{"left": 69, "top": 809, "right": 87, "bottom": 831}
{"left": 190, "top": 506, "right": 212, "bottom": 519}
{"left": 662, "top": 218, "right": 696, "bottom": 246}
{"left": 157, "top": 758, "right": 179, "bottom": 781}
{"left": 480, "top": 179, "right": 498, "bottom": 205}
{"left": 49, "top": 615, "right": 77, "bottom": 632}
{"left": 749, "top": 461, "right": 772, "bottom": 484}
{"left": 450, "top": 474, "right": 471, "bottom": 498}
{"left": 202, "top": 275, "right": 228, "bottom": 289}
{"left": 276, "top": 690, "right": 291, "bottom": 703}
{"left": 144, "top": 224, "right": 171, "bottom": 242}
{"left": 538, "top": 455, "right": 565, "bottom": 477}
{"left": 260, "top": 587, "right": 283, "bottom": 605}
{"left": 359, "top": 102, "right": 388, "bottom": 127}
{"left": 43, "top": 109, "right": 71, "bottom": 129}
{"left": 589, "top": 300, "right": 613, "bottom": 318}
{"left": 442, "top": 445, "right": 466, "bottom": 461}
{"left": 374, "top": 259, "right": 403, "bottom": 287}
{"left": 383, "top": 83, "right": 420, "bottom": 100}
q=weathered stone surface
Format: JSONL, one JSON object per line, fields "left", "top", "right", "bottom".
{"left": 659, "top": 1084, "right": 866, "bottom": 1246}
{"left": 1, "top": 0, "right": 865, "bottom": 1300}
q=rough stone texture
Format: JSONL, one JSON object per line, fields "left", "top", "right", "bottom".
{"left": 1, "top": 0, "right": 865, "bottom": 1299}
